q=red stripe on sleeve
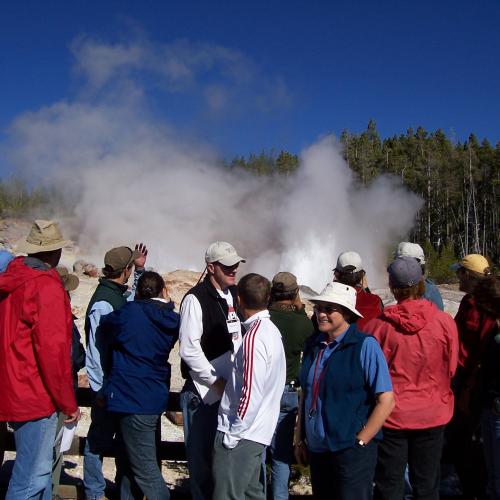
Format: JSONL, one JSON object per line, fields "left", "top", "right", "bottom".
{"left": 237, "top": 320, "right": 260, "bottom": 418}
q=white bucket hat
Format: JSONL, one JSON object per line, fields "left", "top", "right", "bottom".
{"left": 311, "top": 282, "right": 363, "bottom": 318}
{"left": 15, "top": 220, "right": 72, "bottom": 254}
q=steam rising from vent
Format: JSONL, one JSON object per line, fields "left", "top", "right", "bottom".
{"left": 2, "top": 36, "right": 422, "bottom": 291}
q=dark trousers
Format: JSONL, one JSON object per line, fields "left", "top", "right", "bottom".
{"left": 374, "top": 426, "right": 444, "bottom": 500}
{"left": 309, "top": 441, "right": 377, "bottom": 500}
{"left": 180, "top": 381, "right": 219, "bottom": 500}
{"left": 83, "top": 393, "right": 123, "bottom": 499}
{"left": 446, "top": 409, "right": 487, "bottom": 499}
{"left": 119, "top": 414, "right": 170, "bottom": 500}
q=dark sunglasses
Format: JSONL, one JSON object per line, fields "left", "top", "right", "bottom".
{"left": 215, "top": 262, "right": 239, "bottom": 273}
{"left": 314, "top": 304, "right": 341, "bottom": 314}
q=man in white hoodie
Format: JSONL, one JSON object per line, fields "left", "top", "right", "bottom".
{"left": 213, "top": 273, "right": 286, "bottom": 500}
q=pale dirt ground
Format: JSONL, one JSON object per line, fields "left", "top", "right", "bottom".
{"left": 0, "top": 218, "right": 465, "bottom": 495}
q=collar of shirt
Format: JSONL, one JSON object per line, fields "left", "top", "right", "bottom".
{"left": 315, "top": 328, "right": 349, "bottom": 350}
{"left": 242, "top": 309, "right": 270, "bottom": 329}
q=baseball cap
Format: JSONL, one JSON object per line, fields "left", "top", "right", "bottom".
{"left": 310, "top": 282, "right": 363, "bottom": 317}
{"left": 335, "top": 251, "right": 363, "bottom": 273}
{"left": 272, "top": 272, "right": 298, "bottom": 293}
{"left": 56, "top": 266, "right": 79, "bottom": 292}
{"left": 388, "top": 256, "right": 423, "bottom": 288}
{"left": 450, "top": 254, "right": 490, "bottom": 275}
{"left": 205, "top": 241, "right": 246, "bottom": 266}
{"left": 103, "top": 246, "right": 141, "bottom": 273}
{"left": 395, "top": 242, "right": 426, "bottom": 265}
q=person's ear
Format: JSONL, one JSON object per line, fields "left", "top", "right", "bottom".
{"left": 238, "top": 293, "right": 246, "bottom": 309}
{"left": 207, "top": 262, "right": 215, "bottom": 275}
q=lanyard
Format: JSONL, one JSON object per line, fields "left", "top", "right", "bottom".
{"left": 309, "top": 344, "right": 329, "bottom": 416}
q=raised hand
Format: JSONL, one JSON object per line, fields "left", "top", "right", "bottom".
{"left": 134, "top": 243, "right": 148, "bottom": 269}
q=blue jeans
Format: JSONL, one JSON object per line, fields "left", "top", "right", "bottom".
{"left": 83, "top": 394, "right": 121, "bottom": 499}
{"left": 119, "top": 414, "right": 170, "bottom": 500}
{"left": 269, "top": 387, "right": 298, "bottom": 500}
{"left": 6, "top": 412, "right": 58, "bottom": 500}
{"left": 180, "top": 380, "right": 219, "bottom": 500}
{"left": 482, "top": 409, "right": 500, "bottom": 500}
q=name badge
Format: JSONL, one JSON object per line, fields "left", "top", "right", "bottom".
{"left": 227, "top": 319, "right": 240, "bottom": 338}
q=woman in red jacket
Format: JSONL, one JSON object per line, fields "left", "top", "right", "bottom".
{"left": 363, "top": 256, "right": 459, "bottom": 500}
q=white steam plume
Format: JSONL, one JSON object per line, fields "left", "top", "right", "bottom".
{"left": 3, "top": 36, "right": 422, "bottom": 291}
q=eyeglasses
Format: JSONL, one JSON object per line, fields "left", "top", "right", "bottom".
{"left": 314, "top": 304, "right": 341, "bottom": 314}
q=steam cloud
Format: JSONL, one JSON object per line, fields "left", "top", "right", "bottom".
{"left": 3, "top": 35, "right": 422, "bottom": 291}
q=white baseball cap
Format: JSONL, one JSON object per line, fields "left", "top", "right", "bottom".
{"left": 310, "top": 282, "right": 363, "bottom": 318}
{"left": 334, "top": 251, "right": 363, "bottom": 273}
{"left": 395, "top": 242, "right": 425, "bottom": 265}
{"left": 205, "top": 241, "right": 246, "bottom": 266}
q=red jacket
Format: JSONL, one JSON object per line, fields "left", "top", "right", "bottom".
{"left": 364, "top": 299, "right": 458, "bottom": 430}
{"left": 455, "top": 294, "right": 496, "bottom": 375}
{"left": 355, "top": 287, "right": 383, "bottom": 330}
{"left": 0, "top": 257, "right": 77, "bottom": 421}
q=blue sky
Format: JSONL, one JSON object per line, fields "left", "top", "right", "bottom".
{"left": 1, "top": 0, "right": 499, "bottom": 159}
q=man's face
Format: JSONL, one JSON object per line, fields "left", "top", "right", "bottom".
{"left": 208, "top": 261, "right": 240, "bottom": 290}
{"left": 123, "top": 265, "right": 133, "bottom": 284}
{"left": 456, "top": 267, "right": 475, "bottom": 294}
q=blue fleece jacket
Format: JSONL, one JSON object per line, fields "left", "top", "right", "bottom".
{"left": 101, "top": 298, "right": 179, "bottom": 414}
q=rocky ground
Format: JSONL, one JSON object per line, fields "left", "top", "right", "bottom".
{"left": 0, "top": 217, "right": 465, "bottom": 496}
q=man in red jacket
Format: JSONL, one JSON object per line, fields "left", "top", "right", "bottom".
{"left": 0, "top": 220, "right": 80, "bottom": 500}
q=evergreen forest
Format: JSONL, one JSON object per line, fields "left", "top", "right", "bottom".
{"left": 227, "top": 121, "right": 499, "bottom": 277}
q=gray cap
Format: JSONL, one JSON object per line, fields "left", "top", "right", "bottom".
{"left": 335, "top": 251, "right": 363, "bottom": 273}
{"left": 205, "top": 241, "right": 246, "bottom": 266}
{"left": 395, "top": 242, "right": 426, "bottom": 265}
{"left": 388, "top": 256, "right": 423, "bottom": 288}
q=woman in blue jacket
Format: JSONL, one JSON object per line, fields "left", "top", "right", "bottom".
{"left": 101, "top": 271, "right": 179, "bottom": 500}
{"left": 294, "top": 282, "right": 394, "bottom": 500}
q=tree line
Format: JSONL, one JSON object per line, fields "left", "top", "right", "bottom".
{"left": 228, "top": 121, "right": 499, "bottom": 274}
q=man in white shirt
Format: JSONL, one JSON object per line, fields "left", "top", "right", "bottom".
{"left": 213, "top": 273, "right": 287, "bottom": 500}
{"left": 179, "top": 241, "right": 245, "bottom": 500}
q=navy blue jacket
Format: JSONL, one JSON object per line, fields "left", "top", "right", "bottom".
{"left": 101, "top": 299, "right": 179, "bottom": 414}
{"left": 299, "top": 323, "right": 381, "bottom": 452}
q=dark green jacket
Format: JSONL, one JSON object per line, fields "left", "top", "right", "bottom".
{"left": 84, "top": 278, "right": 128, "bottom": 343}
{"left": 269, "top": 303, "right": 312, "bottom": 385}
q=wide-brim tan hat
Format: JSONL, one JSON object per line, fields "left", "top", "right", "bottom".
{"left": 16, "top": 220, "right": 72, "bottom": 254}
{"left": 56, "top": 266, "right": 80, "bottom": 292}
{"left": 310, "top": 282, "right": 363, "bottom": 318}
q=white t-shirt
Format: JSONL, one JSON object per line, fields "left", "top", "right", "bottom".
{"left": 179, "top": 289, "right": 242, "bottom": 387}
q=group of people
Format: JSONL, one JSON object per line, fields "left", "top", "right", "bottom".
{"left": 0, "top": 219, "right": 498, "bottom": 500}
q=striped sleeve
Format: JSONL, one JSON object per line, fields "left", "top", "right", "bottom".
{"left": 237, "top": 319, "right": 260, "bottom": 418}
{"left": 223, "top": 319, "right": 268, "bottom": 449}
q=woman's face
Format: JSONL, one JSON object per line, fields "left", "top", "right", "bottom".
{"left": 314, "top": 302, "right": 349, "bottom": 337}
